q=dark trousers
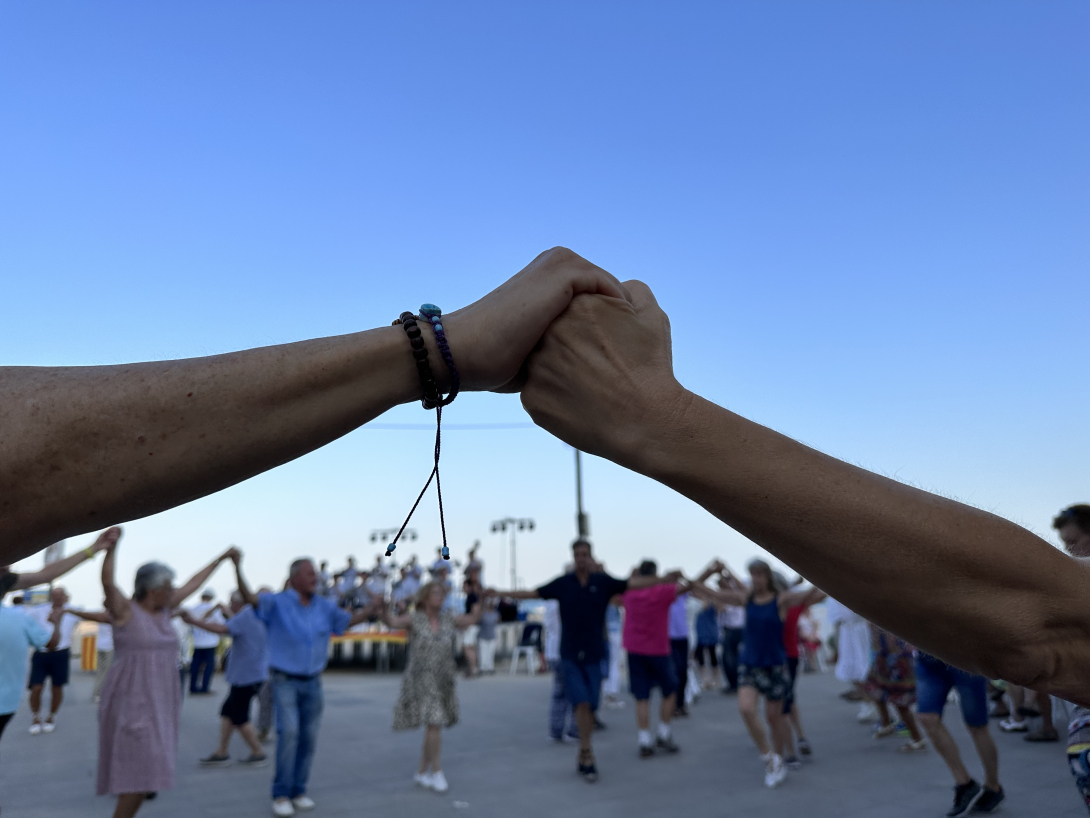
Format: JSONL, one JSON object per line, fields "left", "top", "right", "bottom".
{"left": 0, "top": 711, "right": 12, "bottom": 743}
{"left": 721, "top": 628, "right": 744, "bottom": 691}
{"left": 670, "top": 638, "right": 689, "bottom": 706}
{"left": 190, "top": 647, "right": 216, "bottom": 693}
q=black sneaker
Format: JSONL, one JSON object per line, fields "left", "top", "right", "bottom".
{"left": 577, "top": 752, "right": 598, "bottom": 783}
{"left": 199, "top": 754, "right": 232, "bottom": 768}
{"left": 797, "top": 738, "right": 812, "bottom": 756}
{"left": 970, "top": 787, "right": 1005, "bottom": 813}
{"left": 656, "top": 736, "right": 679, "bottom": 754}
{"left": 639, "top": 743, "right": 655, "bottom": 758}
{"left": 784, "top": 755, "right": 802, "bottom": 771}
{"left": 947, "top": 780, "right": 983, "bottom": 817}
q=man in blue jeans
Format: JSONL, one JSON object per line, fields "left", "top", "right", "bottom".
{"left": 915, "top": 652, "right": 1004, "bottom": 817}
{"left": 494, "top": 540, "right": 676, "bottom": 782}
{"left": 239, "top": 558, "right": 376, "bottom": 817}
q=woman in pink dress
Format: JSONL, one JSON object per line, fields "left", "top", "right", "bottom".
{"left": 97, "top": 530, "right": 238, "bottom": 818}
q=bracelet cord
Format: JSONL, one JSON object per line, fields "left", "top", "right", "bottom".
{"left": 386, "top": 304, "right": 456, "bottom": 561}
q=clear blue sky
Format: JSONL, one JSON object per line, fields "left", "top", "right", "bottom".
{"left": 3, "top": 2, "right": 1087, "bottom": 606}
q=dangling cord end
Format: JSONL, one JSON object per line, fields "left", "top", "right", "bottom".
{"left": 385, "top": 543, "right": 397, "bottom": 557}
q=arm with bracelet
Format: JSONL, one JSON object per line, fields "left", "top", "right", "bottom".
{"left": 0, "top": 248, "right": 631, "bottom": 565}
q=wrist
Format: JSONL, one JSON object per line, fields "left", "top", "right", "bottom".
{"left": 615, "top": 383, "right": 696, "bottom": 477}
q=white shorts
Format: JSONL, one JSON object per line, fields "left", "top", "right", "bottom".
{"left": 463, "top": 625, "right": 480, "bottom": 646}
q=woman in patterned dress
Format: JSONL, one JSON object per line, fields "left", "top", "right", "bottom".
{"left": 865, "top": 624, "right": 926, "bottom": 752}
{"left": 384, "top": 580, "right": 482, "bottom": 794}
{"left": 97, "top": 530, "right": 238, "bottom": 818}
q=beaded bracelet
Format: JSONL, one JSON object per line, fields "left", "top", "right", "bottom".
{"left": 386, "top": 303, "right": 459, "bottom": 562}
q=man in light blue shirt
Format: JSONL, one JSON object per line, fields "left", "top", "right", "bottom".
{"left": 239, "top": 557, "right": 376, "bottom": 817}
{"left": 1, "top": 595, "right": 55, "bottom": 743}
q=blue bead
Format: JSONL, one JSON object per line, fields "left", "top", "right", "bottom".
{"left": 433, "top": 323, "right": 443, "bottom": 332}
{"left": 385, "top": 543, "right": 396, "bottom": 555}
{"left": 441, "top": 546, "right": 450, "bottom": 560}
{"left": 419, "top": 303, "right": 442, "bottom": 317}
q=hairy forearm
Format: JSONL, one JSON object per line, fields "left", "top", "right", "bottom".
{"left": 0, "top": 326, "right": 427, "bottom": 563}
{"left": 640, "top": 393, "right": 1090, "bottom": 700}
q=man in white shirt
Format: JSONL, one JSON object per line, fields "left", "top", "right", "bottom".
{"left": 26, "top": 587, "right": 81, "bottom": 734}
{"left": 188, "top": 589, "right": 225, "bottom": 695}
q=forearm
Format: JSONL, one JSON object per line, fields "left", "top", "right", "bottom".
{"left": 0, "top": 326, "right": 429, "bottom": 563}
{"left": 639, "top": 392, "right": 1090, "bottom": 697}
{"left": 174, "top": 557, "right": 226, "bottom": 606}
{"left": 14, "top": 548, "right": 95, "bottom": 590}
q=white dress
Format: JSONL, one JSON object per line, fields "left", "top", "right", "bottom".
{"left": 826, "top": 598, "right": 872, "bottom": 684}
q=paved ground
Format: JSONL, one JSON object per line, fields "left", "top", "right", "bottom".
{"left": 1, "top": 666, "right": 1083, "bottom": 817}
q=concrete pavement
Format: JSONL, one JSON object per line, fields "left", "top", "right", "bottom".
{"left": 1, "top": 665, "right": 1082, "bottom": 817}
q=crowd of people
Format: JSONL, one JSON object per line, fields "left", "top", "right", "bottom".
{"left": 1, "top": 513, "right": 1089, "bottom": 817}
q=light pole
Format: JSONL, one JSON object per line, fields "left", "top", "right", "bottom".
{"left": 490, "top": 517, "right": 535, "bottom": 589}
{"left": 575, "top": 450, "right": 590, "bottom": 539}
{"left": 370, "top": 528, "right": 416, "bottom": 560}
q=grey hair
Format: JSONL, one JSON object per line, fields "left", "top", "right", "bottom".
{"left": 133, "top": 562, "right": 176, "bottom": 601}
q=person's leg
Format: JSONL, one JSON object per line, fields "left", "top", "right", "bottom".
{"left": 28, "top": 684, "right": 43, "bottom": 722}
{"left": 895, "top": 704, "right": 924, "bottom": 742}
{"left": 465, "top": 646, "right": 479, "bottom": 677}
{"left": 549, "top": 663, "right": 569, "bottom": 739}
{"left": 955, "top": 670, "right": 1000, "bottom": 791}
{"left": 213, "top": 716, "right": 233, "bottom": 756}
{"left": 188, "top": 649, "right": 205, "bottom": 693}
{"left": 722, "top": 630, "right": 741, "bottom": 691}
{"left": 670, "top": 639, "right": 689, "bottom": 713}
{"left": 765, "top": 697, "right": 790, "bottom": 756}
{"left": 915, "top": 656, "right": 972, "bottom": 785}
{"left": 291, "top": 677, "right": 324, "bottom": 798}
{"left": 427, "top": 725, "right": 443, "bottom": 772}
{"left": 112, "top": 793, "right": 147, "bottom": 818}
{"left": 93, "top": 650, "right": 114, "bottom": 700}
{"left": 634, "top": 699, "right": 650, "bottom": 731}
{"left": 1027, "top": 685, "right": 1058, "bottom": 740}
{"left": 575, "top": 702, "right": 595, "bottom": 752}
{"left": 968, "top": 726, "right": 1000, "bottom": 791}
{"left": 238, "top": 722, "right": 264, "bottom": 756}
{"left": 257, "top": 679, "right": 273, "bottom": 740}
{"left": 918, "top": 713, "right": 972, "bottom": 784}
{"left": 48, "top": 683, "right": 64, "bottom": 721}
{"left": 271, "top": 676, "right": 300, "bottom": 802}
{"left": 200, "top": 648, "right": 216, "bottom": 693}
{"left": 738, "top": 686, "right": 771, "bottom": 755}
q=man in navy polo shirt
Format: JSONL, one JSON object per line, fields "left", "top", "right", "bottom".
{"left": 493, "top": 539, "right": 677, "bottom": 782}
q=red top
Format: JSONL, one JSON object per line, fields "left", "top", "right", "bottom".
{"left": 783, "top": 604, "right": 805, "bottom": 660}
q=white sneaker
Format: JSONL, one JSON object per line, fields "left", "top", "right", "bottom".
{"left": 291, "top": 796, "right": 316, "bottom": 811}
{"left": 42, "top": 721, "right": 56, "bottom": 734}
{"left": 414, "top": 772, "right": 434, "bottom": 789}
{"left": 999, "top": 717, "right": 1028, "bottom": 733}
{"left": 28, "top": 722, "right": 42, "bottom": 736}
{"left": 430, "top": 771, "right": 449, "bottom": 793}
{"left": 856, "top": 702, "right": 877, "bottom": 723}
{"left": 763, "top": 754, "right": 787, "bottom": 788}
{"left": 272, "top": 799, "right": 295, "bottom": 817}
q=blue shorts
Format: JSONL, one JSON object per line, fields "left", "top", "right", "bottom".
{"left": 28, "top": 649, "right": 70, "bottom": 688}
{"left": 560, "top": 659, "right": 603, "bottom": 711}
{"left": 627, "top": 653, "right": 678, "bottom": 701}
{"left": 915, "top": 653, "right": 989, "bottom": 728}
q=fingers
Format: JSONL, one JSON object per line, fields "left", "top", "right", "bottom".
{"left": 621, "top": 279, "right": 661, "bottom": 313}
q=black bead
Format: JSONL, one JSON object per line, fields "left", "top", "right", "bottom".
{"left": 413, "top": 348, "right": 429, "bottom": 361}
